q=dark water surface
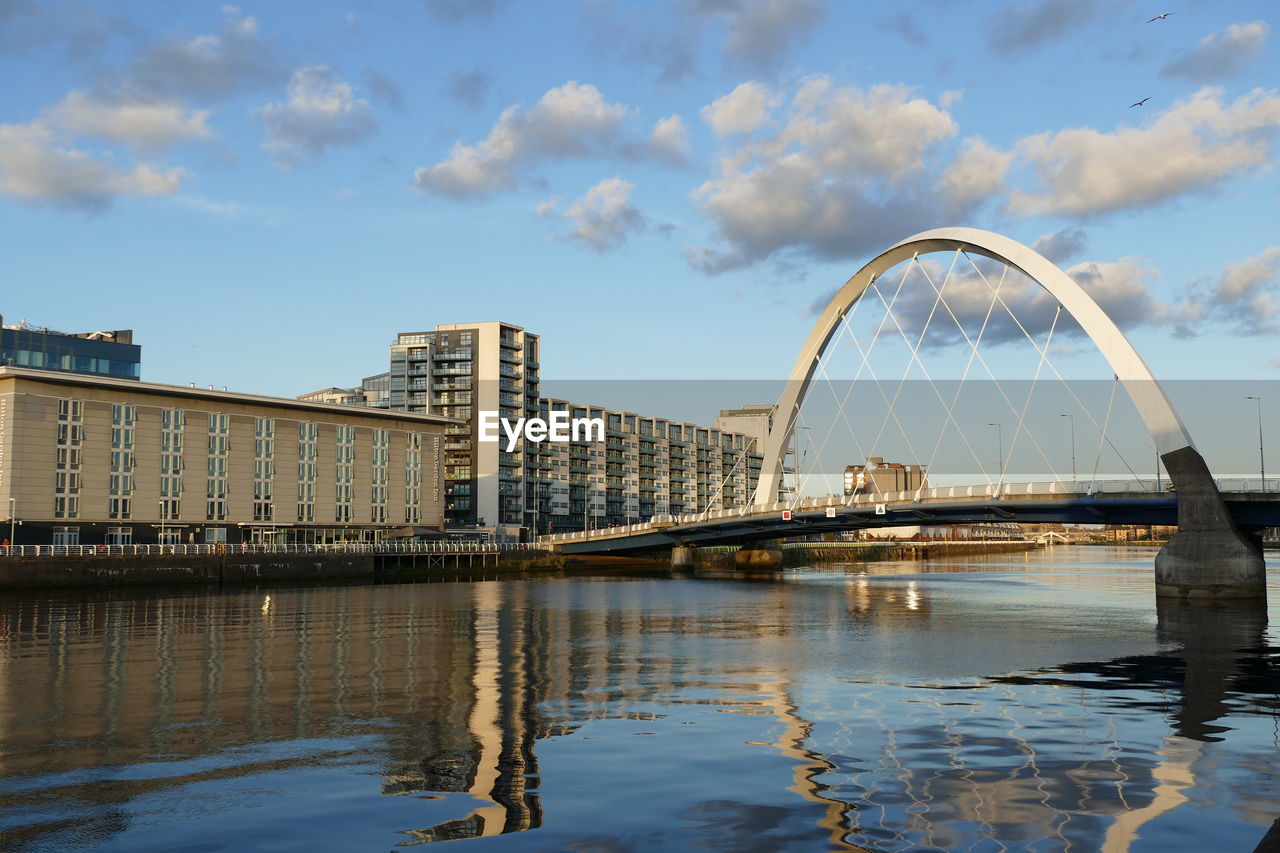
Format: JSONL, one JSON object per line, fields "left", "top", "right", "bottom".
{"left": 0, "top": 546, "right": 1277, "bottom": 852}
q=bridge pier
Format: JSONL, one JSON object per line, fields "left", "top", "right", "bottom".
{"left": 671, "top": 546, "right": 696, "bottom": 568}
{"left": 734, "top": 547, "right": 783, "bottom": 569}
{"left": 1155, "top": 447, "right": 1266, "bottom": 600}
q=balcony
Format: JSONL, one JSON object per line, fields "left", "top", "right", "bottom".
{"left": 433, "top": 349, "right": 473, "bottom": 361}
{"left": 433, "top": 366, "right": 471, "bottom": 376}
{"left": 499, "top": 365, "right": 522, "bottom": 380}
{"left": 432, "top": 378, "right": 471, "bottom": 391}
{"left": 499, "top": 349, "right": 523, "bottom": 365}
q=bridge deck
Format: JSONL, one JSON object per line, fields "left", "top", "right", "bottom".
{"left": 539, "top": 480, "right": 1280, "bottom": 556}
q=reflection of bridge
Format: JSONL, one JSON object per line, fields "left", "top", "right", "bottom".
{"left": 540, "top": 228, "right": 1275, "bottom": 599}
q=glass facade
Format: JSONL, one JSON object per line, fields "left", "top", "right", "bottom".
{"left": 0, "top": 323, "right": 141, "bottom": 380}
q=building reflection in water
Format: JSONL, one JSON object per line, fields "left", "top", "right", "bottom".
{"left": 0, "top": 569, "right": 1274, "bottom": 851}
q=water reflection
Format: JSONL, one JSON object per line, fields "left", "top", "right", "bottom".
{"left": 0, "top": 554, "right": 1275, "bottom": 851}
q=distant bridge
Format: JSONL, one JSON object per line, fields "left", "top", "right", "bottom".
{"left": 539, "top": 228, "right": 1273, "bottom": 599}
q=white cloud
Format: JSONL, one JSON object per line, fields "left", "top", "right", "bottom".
{"left": 1030, "top": 228, "right": 1087, "bottom": 265}
{"left": 544, "top": 177, "right": 646, "bottom": 253}
{"left": 987, "top": 0, "right": 1104, "bottom": 57}
{"left": 939, "top": 137, "right": 1011, "bottom": 219}
{"left": 260, "top": 66, "right": 377, "bottom": 166}
{"left": 414, "top": 81, "right": 667, "bottom": 199}
{"left": 126, "top": 6, "right": 277, "bottom": 101}
{"left": 46, "top": 90, "right": 213, "bottom": 151}
{"left": 583, "top": 0, "right": 824, "bottom": 84}
{"left": 647, "top": 114, "right": 690, "bottom": 166}
{"left": 1008, "top": 87, "right": 1280, "bottom": 218}
{"left": 1199, "top": 246, "right": 1280, "bottom": 335}
{"left": 1161, "top": 21, "right": 1269, "bottom": 83}
{"left": 716, "top": 0, "right": 825, "bottom": 72}
{"left": 0, "top": 121, "right": 185, "bottom": 212}
{"left": 701, "top": 82, "right": 775, "bottom": 136}
{"left": 869, "top": 254, "right": 1176, "bottom": 350}
{"left": 689, "top": 79, "right": 958, "bottom": 273}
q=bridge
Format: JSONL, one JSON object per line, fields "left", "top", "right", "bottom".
{"left": 538, "top": 227, "right": 1276, "bottom": 600}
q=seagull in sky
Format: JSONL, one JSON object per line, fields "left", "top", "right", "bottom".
{"left": 1130, "top": 97, "right": 1151, "bottom": 108}
{"left": 1147, "top": 12, "right": 1174, "bottom": 22}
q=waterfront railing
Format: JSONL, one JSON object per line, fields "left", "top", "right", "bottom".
{"left": 0, "top": 542, "right": 535, "bottom": 558}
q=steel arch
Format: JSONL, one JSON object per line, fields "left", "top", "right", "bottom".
{"left": 752, "top": 226, "right": 1195, "bottom": 506}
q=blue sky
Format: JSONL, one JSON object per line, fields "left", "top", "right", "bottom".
{"left": 2, "top": 0, "right": 1279, "bottom": 405}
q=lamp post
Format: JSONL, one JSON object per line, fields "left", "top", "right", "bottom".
{"left": 158, "top": 499, "right": 166, "bottom": 547}
{"left": 7, "top": 497, "right": 14, "bottom": 549}
{"left": 1059, "top": 413, "right": 1076, "bottom": 483}
{"left": 987, "top": 423, "right": 1004, "bottom": 480}
{"left": 1246, "top": 395, "right": 1265, "bottom": 489}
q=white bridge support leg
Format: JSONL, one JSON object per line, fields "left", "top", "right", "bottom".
{"left": 1156, "top": 447, "right": 1266, "bottom": 599}
{"left": 671, "top": 546, "right": 696, "bottom": 569}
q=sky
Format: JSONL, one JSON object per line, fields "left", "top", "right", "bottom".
{"left": 3, "top": 0, "right": 1279, "bottom": 423}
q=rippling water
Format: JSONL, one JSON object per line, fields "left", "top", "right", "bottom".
{"left": 0, "top": 546, "right": 1276, "bottom": 851}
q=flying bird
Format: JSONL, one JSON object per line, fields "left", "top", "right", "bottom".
{"left": 1130, "top": 97, "right": 1151, "bottom": 108}
{"left": 1147, "top": 12, "right": 1174, "bottom": 22}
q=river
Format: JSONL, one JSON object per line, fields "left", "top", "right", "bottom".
{"left": 0, "top": 545, "right": 1276, "bottom": 851}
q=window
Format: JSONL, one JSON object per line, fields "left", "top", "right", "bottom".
{"left": 253, "top": 501, "right": 273, "bottom": 522}
{"left": 105, "top": 527, "right": 132, "bottom": 545}
{"left": 297, "top": 503, "right": 314, "bottom": 522}
{"left": 255, "top": 438, "right": 273, "bottom": 458}
{"left": 162, "top": 431, "right": 183, "bottom": 453}
{"left": 56, "top": 448, "right": 82, "bottom": 470}
{"left": 161, "top": 475, "right": 183, "bottom": 497}
{"left": 162, "top": 409, "right": 185, "bottom": 430}
{"left": 209, "top": 413, "right": 229, "bottom": 434}
{"left": 57, "top": 423, "right": 84, "bottom": 445}
{"left": 111, "top": 404, "right": 136, "bottom": 425}
{"left": 57, "top": 399, "right": 83, "bottom": 422}
{"left": 160, "top": 498, "right": 180, "bottom": 520}
{"left": 255, "top": 417, "right": 275, "bottom": 437}
{"left": 53, "top": 496, "right": 79, "bottom": 519}
{"left": 108, "top": 497, "right": 132, "bottom": 519}
{"left": 206, "top": 499, "right": 227, "bottom": 521}
{"left": 108, "top": 474, "right": 134, "bottom": 495}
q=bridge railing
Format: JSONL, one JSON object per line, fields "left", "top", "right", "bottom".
{"left": 537, "top": 477, "right": 1275, "bottom": 545}
{"left": 0, "top": 542, "right": 535, "bottom": 559}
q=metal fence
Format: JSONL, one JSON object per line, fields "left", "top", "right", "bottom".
{"left": 0, "top": 542, "right": 535, "bottom": 559}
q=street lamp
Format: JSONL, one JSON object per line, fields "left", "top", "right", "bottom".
{"left": 7, "top": 497, "right": 14, "bottom": 549}
{"left": 987, "top": 423, "right": 1004, "bottom": 480}
{"left": 1059, "top": 413, "right": 1076, "bottom": 483}
{"left": 158, "top": 499, "right": 166, "bottom": 547}
{"left": 1246, "top": 395, "right": 1266, "bottom": 489}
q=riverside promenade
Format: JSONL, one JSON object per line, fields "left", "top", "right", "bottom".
{"left": 0, "top": 542, "right": 546, "bottom": 589}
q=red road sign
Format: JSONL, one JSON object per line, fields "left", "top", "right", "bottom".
{"left": 782, "top": 510, "right": 792, "bottom": 521}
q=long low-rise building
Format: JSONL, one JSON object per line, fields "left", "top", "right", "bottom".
{"left": 0, "top": 367, "right": 451, "bottom": 546}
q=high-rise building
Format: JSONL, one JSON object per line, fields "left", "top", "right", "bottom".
{"left": 0, "top": 316, "right": 140, "bottom": 380}
{"left": 388, "top": 323, "right": 541, "bottom": 531}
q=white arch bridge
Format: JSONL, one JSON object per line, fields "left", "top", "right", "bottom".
{"left": 538, "top": 228, "right": 1275, "bottom": 599}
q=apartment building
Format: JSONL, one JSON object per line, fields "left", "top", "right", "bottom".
{"left": 535, "top": 397, "right": 763, "bottom": 534}
{"left": 310, "top": 321, "right": 771, "bottom": 538}
{"left": 387, "top": 322, "right": 541, "bottom": 531}
{"left": 0, "top": 367, "right": 450, "bottom": 546}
